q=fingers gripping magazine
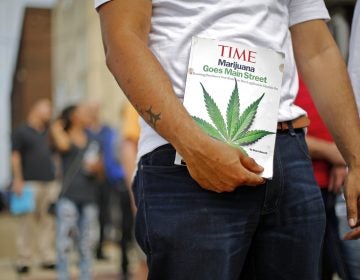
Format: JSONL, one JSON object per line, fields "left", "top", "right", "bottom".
{"left": 175, "top": 37, "right": 285, "bottom": 179}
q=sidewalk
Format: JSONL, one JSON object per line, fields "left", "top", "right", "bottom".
{"left": 0, "top": 258, "right": 119, "bottom": 280}
{"left": 0, "top": 213, "right": 124, "bottom": 280}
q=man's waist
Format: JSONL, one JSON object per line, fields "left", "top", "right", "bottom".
{"left": 277, "top": 115, "right": 310, "bottom": 132}
{"left": 137, "top": 115, "right": 310, "bottom": 160}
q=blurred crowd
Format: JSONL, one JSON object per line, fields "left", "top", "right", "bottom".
{"left": 1, "top": 1, "right": 360, "bottom": 280}
{"left": 8, "top": 98, "right": 146, "bottom": 280}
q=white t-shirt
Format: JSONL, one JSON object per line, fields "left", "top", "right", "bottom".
{"left": 349, "top": 0, "right": 360, "bottom": 113}
{"left": 95, "top": 0, "right": 330, "bottom": 158}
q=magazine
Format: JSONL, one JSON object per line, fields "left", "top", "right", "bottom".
{"left": 175, "top": 37, "right": 285, "bottom": 179}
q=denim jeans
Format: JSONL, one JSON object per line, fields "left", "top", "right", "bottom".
{"left": 56, "top": 198, "right": 98, "bottom": 280}
{"left": 133, "top": 129, "right": 326, "bottom": 280}
{"left": 321, "top": 190, "right": 349, "bottom": 280}
{"left": 336, "top": 194, "right": 360, "bottom": 280}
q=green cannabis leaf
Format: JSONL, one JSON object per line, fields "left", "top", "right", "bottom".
{"left": 193, "top": 116, "right": 225, "bottom": 141}
{"left": 226, "top": 79, "right": 240, "bottom": 138}
{"left": 232, "top": 93, "right": 264, "bottom": 141}
{"left": 193, "top": 79, "right": 273, "bottom": 155}
{"left": 234, "top": 130, "right": 273, "bottom": 146}
{"left": 200, "top": 83, "right": 228, "bottom": 138}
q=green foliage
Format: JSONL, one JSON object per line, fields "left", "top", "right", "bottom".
{"left": 193, "top": 79, "right": 273, "bottom": 154}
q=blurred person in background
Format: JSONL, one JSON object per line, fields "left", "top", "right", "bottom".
{"left": 11, "top": 98, "right": 56, "bottom": 274}
{"left": 121, "top": 103, "right": 148, "bottom": 280}
{"left": 336, "top": 2, "right": 360, "bottom": 279}
{"left": 86, "top": 100, "right": 135, "bottom": 278}
{"left": 121, "top": 103, "right": 140, "bottom": 211}
{"left": 51, "top": 104, "right": 100, "bottom": 280}
{"left": 101, "top": 111, "right": 134, "bottom": 279}
{"left": 85, "top": 100, "right": 112, "bottom": 261}
{"left": 295, "top": 78, "right": 349, "bottom": 280}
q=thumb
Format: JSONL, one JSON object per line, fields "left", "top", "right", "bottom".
{"left": 346, "top": 191, "right": 358, "bottom": 228}
{"left": 239, "top": 153, "right": 264, "bottom": 173}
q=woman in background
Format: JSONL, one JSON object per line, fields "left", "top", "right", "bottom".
{"left": 51, "top": 104, "right": 100, "bottom": 280}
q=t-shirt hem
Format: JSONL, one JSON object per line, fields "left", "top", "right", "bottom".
{"left": 289, "top": 8, "right": 330, "bottom": 27}
{"left": 94, "top": 0, "right": 111, "bottom": 9}
{"left": 137, "top": 138, "right": 169, "bottom": 162}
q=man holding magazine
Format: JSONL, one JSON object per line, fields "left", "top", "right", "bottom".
{"left": 96, "top": 0, "right": 360, "bottom": 279}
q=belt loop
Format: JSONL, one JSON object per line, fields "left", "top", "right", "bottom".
{"left": 279, "top": 122, "right": 283, "bottom": 131}
{"left": 287, "top": 121, "right": 296, "bottom": 136}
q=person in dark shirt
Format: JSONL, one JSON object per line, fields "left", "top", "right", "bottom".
{"left": 85, "top": 100, "right": 111, "bottom": 261}
{"left": 295, "top": 78, "right": 349, "bottom": 280}
{"left": 51, "top": 104, "right": 100, "bottom": 280}
{"left": 11, "top": 98, "right": 56, "bottom": 274}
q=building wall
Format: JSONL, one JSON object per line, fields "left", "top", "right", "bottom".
{"left": 0, "top": 0, "right": 57, "bottom": 189}
{"left": 12, "top": 8, "right": 52, "bottom": 129}
{"left": 52, "top": 0, "right": 125, "bottom": 126}
{"left": 0, "top": 1, "right": 26, "bottom": 189}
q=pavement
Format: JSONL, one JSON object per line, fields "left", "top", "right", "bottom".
{"left": 0, "top": 213, "right": 143, "bottom": 280}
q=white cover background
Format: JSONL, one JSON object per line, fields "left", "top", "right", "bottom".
{"left": 183, "top": 37, "right": 284, "bottom": 178}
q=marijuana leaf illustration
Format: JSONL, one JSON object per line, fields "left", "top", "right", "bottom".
{"left": 193, "top": 79, "right": 273, "bottom": 155}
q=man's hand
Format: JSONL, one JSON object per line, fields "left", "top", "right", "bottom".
{"left": 11, "top": 151, "right": 24, "bottom": 196}
{"left": 50, "top": 119, "right": 71, "bottom": 152}
{"left": 343, "top": 166, "right": 360, "bottom": 240}
{"left": 184, "top": 139, "right": 265, "bottom": 193}
{"left": 12, "top": 178, "right": 24, "bottom": 196}
{"left": 328, "top": 165, "right": 347, "bottom": 193}
{"left": 51, "top": 119, "right": 65, "bottom": 133}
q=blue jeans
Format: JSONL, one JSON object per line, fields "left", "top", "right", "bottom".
{"left": 133, "top": 129, "right": 326, "bottom": 280}
{"left": 56, "top": 198, "right": 98, "bottom": 280}
{"left": 336, "top": 194, "right": 360, "bottom": 280}
{"left": 321, "top": 190, "right": 349, "bottom": 280}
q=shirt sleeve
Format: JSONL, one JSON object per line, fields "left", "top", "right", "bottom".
{"left": 288, "top": 0, "right": 330, "bottom": 27}
{"left": 94, "top": 0, "right": 111, "bottom": 9}
{"left": 12, "top": 128, "right": 24, "bottom": 152}
{"left": 348, "top": 1, "right": 360, "bottom": 112}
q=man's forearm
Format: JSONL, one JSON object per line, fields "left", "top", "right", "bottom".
{"left": 11, "top": 152, "right": 23, "bottom": 181}
{"left": 100, "top": 19, "right": 207, "bottom": 157}
{"left": 306, "top": 136, "right": 345, "bottom": 165}
{"left": 292, "top": 21, "right": 360, "bottom": 168}
{"left": 301, "top": 47, "right": 360, "bottom": 167}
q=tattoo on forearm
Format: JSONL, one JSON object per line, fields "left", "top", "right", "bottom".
{"left": 145, "top": 106, "right": 161, "bottom": 129}
{"left": 134, "top": 104, "right": 144, "bottom": 116}
{"left": 129, "top": 96, "right": 161, "bottom": 129}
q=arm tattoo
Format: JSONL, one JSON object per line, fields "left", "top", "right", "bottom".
{"left": 145, "top": 106, "right": 161, "bottom": 129}
{"left": 128, "top": 95, "right": 161, "bottom": 129}
{"left": 134, "top": 104, "right": 144, "bottom": 116}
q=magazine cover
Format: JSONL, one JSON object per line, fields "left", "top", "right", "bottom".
{"left": 175, "top": 37, "right": 285, "bottom": 179}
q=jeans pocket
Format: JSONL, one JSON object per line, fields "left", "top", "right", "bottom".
{"left": 140, "top": 145, "right": 188, "bottom": 174}
{"left": 136, "top": 150, "right": 203, "bottom": 257}
{"left": 293, "top": 131, "right": 312, "bottom": 160}
{"left": 134, "top": 167, "right": 154, "bottom": 258}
